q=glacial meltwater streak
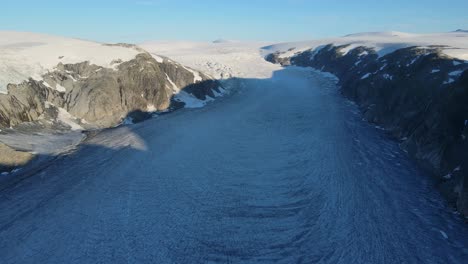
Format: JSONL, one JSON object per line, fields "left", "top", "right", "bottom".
{"left": 0, "top": 68, "right": 467, "bottom": 263}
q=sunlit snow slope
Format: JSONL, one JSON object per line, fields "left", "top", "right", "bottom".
{"left": 263, "top": 31, "right": 468, "bottom": 61}
{"left": 0, "top": 31, "right": 141, "bottom": 94}
{"left": 140, "top": 41, "right": 280, "bottom": 79}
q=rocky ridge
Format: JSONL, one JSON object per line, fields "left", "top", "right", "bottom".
{"left": 0, "top": 48, "right": 222, "bottom": 130}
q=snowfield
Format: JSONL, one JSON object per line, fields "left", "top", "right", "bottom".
{"left": 0, "top": 31, "right": 141, "bottom": 94}
{"left": 263, "top": 31, "right": 468, "bottom": 61}
{"left": 140, "top": 41, "right": 281, "bottom": 79}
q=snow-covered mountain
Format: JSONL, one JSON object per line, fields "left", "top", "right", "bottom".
{"left": 0, "top": 32, "right": 224, "bottom": 130}
{"left": 0, "top": 31, "right": 142, "bottom": 94}
{"left": 0, "top": 32, "right": 227, "bottom": 166}
{"left": 263, "top": 31, "right": 468, "bottom": 61}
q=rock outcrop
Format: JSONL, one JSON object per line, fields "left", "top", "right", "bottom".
{"left": 0, "top": 51, "right": 221, "bottom": 130}
{"left": 0, "top": 143, "right": 34, "bottom": 173}
{"left": 266, "top": 45, "right": 468, "bottom": 217}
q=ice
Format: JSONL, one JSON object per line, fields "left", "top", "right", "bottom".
{"left": 361, "top": 73, "right": 371, "bottom": 79}
{"left": 1, "top": 65, "right": 467, "bottom": 263}
{"left": 439, "top": 230, "right": 449, "bottom": 239}
{"left": 444, "top": 78, "right": 455, "bottom": 84}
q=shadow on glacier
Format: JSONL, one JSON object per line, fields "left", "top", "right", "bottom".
{"left": 0, "top": 72, "right": 261, "bottom": 191}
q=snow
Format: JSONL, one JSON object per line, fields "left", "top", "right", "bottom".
{"left": 407, "top": 56, "right": 420, "bottom": 66}
{"left": 42, "top": 81, "right": 53, "bottom": 89}
{"left": 439, "top": 230, "right": 449, "bottom": 239}
{"left": 361, "top": 73, "right": 371, "bottom": 80}
{"left": 57, "top": 107, "right": 84, "bottom": 131}
{"left": 140, "top": 41, "right": 281, "bottom": 79}
{"left": 431, "top": 69, "right": 440, "bottom": 74}
{"left": 174, "top": 91, "right": 211, "bottom": 108}
{"left": 339, "top": 43, "right": 362, "bottom": 55}
{"left": 164, "top": 71, "right": 213, "bottom": 108}
{"left": 444, "top": 78, "right": 455, "bottom": 85}
{"left": 165, "top": 73, "right": 179, "bottom": 93}
{"left": 359, "top": 50, "right": 369, "bottom": 57}
{"left": 443, "top": 70, "right": 464, "bottom": 84}
{"left": 449, "top": 70, "right": 464, "bottom": 76}
{"left": 383, "top": 74, "right": 393, "bottom": 80}
{"left": 309, "top": 45, "right": 326, "bottom": 60}
{"left": 68, "top": 75, "right": 77, "bottom": 82}
{"left": 152, "top": 54, "right": 164, "bottom": 63}
{"left": 55, "top": 83, "right": 66, "bottom": 93}
{"left": 263, "top": 31, "right": 468, "bottom": 61}
{"left": 181, "top": 65, "right": 203, "bottom": 83}
{"left": 0, "top": 31, "right": 142, "bottom": 94}
{"left": 146, "top": 104, "right": 157, "bottom": 112}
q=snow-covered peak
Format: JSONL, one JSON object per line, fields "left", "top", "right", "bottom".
{"left": 263, "top": 31, "right": 468, "bottom": 61}
{"left": 343, "top": 31, "right": 415, "bottom": 38}
{"left": 0, "top": 31, "right": 142, "bottom": 94}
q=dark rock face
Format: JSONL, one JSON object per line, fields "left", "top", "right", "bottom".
{"left": 265, "top": 52, "right": 292, "bottom": 66}
{"left": 267, "top": 45, "right": 468, "bottom": 217}
{"left": 0, "top": 52, "right": 220, "bottom": 129}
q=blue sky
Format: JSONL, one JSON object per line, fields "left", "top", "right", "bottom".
{"left": 1, "top": 0, "right": 467, "bottom": 43}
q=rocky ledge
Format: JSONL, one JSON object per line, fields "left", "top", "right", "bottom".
{"left": 266, "top": 45, "right": 468, "bottom": 218}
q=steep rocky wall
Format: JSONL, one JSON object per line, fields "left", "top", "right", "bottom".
{"left": 0, "top": 52, "right": 220, "bottom": 129}
{"left": 267, "top": 46, "right": 468, "bottom": 217}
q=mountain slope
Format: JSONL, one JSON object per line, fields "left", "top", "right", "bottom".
{"left": 0, "top": 32, "right": 224, "bottom": 130}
